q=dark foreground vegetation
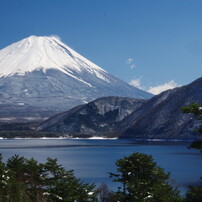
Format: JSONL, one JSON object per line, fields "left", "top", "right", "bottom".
{"left": 1, "top": 151, "right": 201, "bottom": 202}
{"left": 0, "top": 154, "right": 97, "bottom": 202}
{"left": 181, "top": 103, "right": 202, "bottom": 202}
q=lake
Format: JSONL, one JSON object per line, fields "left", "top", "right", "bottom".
{"left": 0, "top": 138, "right": 202, "bottom": 195}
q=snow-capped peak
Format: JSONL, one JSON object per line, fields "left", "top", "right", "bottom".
{"left": 0, "top": 35, "right": 153, "bottom": 122}
{"left": 0, "top": 35, "right": 107, "bottom": 77}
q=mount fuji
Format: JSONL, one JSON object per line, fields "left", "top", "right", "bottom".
{"left": 0, "top": 36, "right": 152, "bottom": 122}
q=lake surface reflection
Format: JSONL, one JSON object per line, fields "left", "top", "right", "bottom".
{"left": 0, "top": 138, "right": 202, "bottom": 195}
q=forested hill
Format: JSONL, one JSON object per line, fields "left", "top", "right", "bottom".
{"left": 121, "top": 77, "right": 202, "bottom": 139}
{"left": 37, "top": 96, "right": 146, "bottom": 137}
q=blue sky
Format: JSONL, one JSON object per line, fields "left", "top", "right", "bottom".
{"left": 0, "top": 0, "right": 202, "bottom": 94}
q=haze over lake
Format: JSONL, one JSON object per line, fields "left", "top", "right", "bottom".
{"left": 0, "top": 139, "right": 202, "bottom": 195}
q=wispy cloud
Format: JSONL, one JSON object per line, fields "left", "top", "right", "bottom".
{"left": 49, "top": 35, "right": 61, "bottom": 41}
{"left": 126, "top": 58, "right": 136, "bottom": 69}
{"left": 129, "top": 77, "right": 144, "bottom": 89}
{"left": 130, "top": 64, "right": 136, "bottom": 69}
{"left": 148, "top": 80, "right": 180, "bottom": 95}
{"left": 126, "top": 58, "right": 133, "bottom": 64}
{"left": 129, "top": 78, "right": 180, "bottom": 95}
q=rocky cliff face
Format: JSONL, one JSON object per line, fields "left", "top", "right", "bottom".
{"left": 37, "top": 96, "right": 146, "bottom": 136}
{"left": 121, "top": 77, "right": 202, "bottom": 139}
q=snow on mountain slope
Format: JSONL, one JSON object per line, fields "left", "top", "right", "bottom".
{"left": 0, "top": 36, "right": 152, "bottom": 122}
{"left": 0, "top": 35, "right": 106, "bottom": 78}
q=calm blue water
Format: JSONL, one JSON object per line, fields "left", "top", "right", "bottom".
{"left": 0, "top": 139, "right": 201, "bottom": 195}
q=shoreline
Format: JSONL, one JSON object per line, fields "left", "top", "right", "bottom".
{"left": 0, "top": 136, "right": 195, "bottom": 141}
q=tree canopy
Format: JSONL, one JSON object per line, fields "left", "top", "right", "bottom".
{"left": 0, "top": 154, "right": 97, "bottom": 202}
{"left": 182, "top": 103, "right": 202, "bottom": 201}
{"left": 182, "top": 103, "right": 202, "bottom": 152}
{"left": 109, "top": 152, "right": 181, "bottom": 202}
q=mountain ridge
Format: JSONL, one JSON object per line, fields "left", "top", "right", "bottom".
{"left": 37, "top": 77, "right": 202, "bottom": 139}
{"left": 37, "top": 96, "right": 146, "bottom": 136}
{"left": 121, "top": 77, "right": 202, "bottom": 139}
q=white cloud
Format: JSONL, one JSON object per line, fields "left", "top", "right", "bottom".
{"left": 129, "top": 77, "right": 145, "bottom": 89}
{"left": 148, "top": 80, "right": 180, "bottom": 95}
{"left": 130, "top": 64, "right": 136, "bottom": 69}
{"left": 49, "top": 35, "right": 61, "bottom": 41}
{"left": 126, "top": 58, "right": 133, "bottom": 64}
{"left": 126, "top": 58, "right": 136, "bottom": 69}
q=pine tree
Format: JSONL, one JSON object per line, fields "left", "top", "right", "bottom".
{"left": 182, "top": 103, "right": 202, "bottom": 202}
{"left": 0, "top": 155, "right": 97, "bottom": 202}
{"left": 182, "top": 103, "right": 202, "bottom": 152}
{"left": 109, "top": 152, "right": 181, "bottom": 202}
